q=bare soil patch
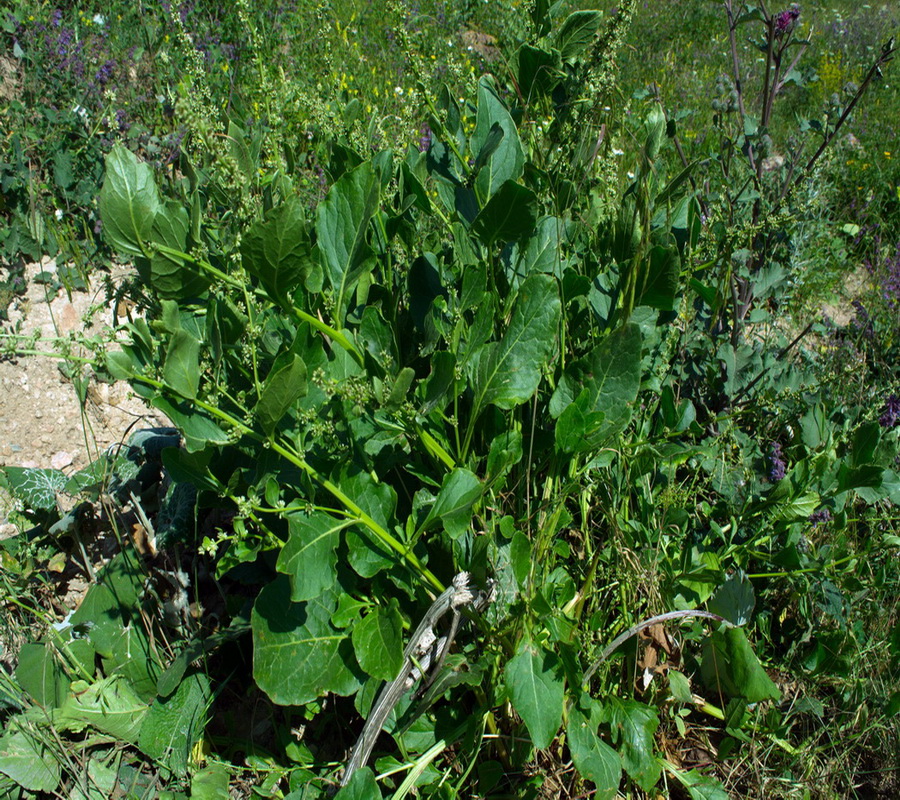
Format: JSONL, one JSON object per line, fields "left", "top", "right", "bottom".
{"left": 0, "top": 260, "right": 169, "bottom": 530}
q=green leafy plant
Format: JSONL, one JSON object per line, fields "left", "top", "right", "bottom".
{"left": 1, "top": 2, "right": 898, "bottom": 798}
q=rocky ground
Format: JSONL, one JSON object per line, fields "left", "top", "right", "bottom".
{"left": 0, "top": 260, "right": 169, "bottom": 534}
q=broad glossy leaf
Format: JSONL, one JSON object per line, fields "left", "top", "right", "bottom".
{"left": 334, "top": 767, "right": 380, "bottom": 799}
{"left": 486, "top": 430, "right": 523, "bottom": 484}
{"left": 252, "top": 576, "right": 361, "bottom": 706}
{"left": 277, "top": 511, "right": 344, "bottom": 602}
{"left": 602, "top": 698, "right": 660, "bottom": 791}
{"left": 708, "top": 571, "right": 755, "bottom": 626}
{"left": 851, "top": 421, "right": 881, "bottom": 468}
{"left": 191, "top": 764, "right": 230, "bottom": 799}
{"left": 503, "top": 639, "right": 564, "bottom": 749}
{"left": 508, "top": 216, "right": 564, "bottom": 288}
{"left": 144, "top": 200, "right": 208, "bottom": 299}
{"left": 0, "top": 727, "right": 61, "bottom": 792}
{"left": 421, "top": 468, "right": 483, "bottom": 539}
{"left": 317, "top": 160, "right": 380, "bottom": 322}
{"left": 556, "top": 10, "right": 603, "bottom": 60}
{"left": 151, "top": 397, "right": 230, "bottom": 453}
{"left": 673, "top": 767, "right": 731, "bottom": 800}
{"left": 472, "top": 121, "right": 505, "bottom": 172}
{"left": 700, "top": 627, "right": 781, "bottom": 703}
{"left": 471, "top": 76, "right": 524, "bottom": 203}
{"left": 15, "top": 643, "right": 69, "bottom": 707}
{"left": 241, "top": 198, "right": 313, "bottom": 305}
{"left": 472, "top": 273, "right": 560, "bottom": 413}
{"left": 635, "top": 246, "right": 680, "bottom": 311}
{"left": 352, "top": 604, "right": 403, "bottom": 681}
{"left": 472, "top": 180, "right": 537, "bottom": 246}
{"left": 551, "top": 323, "right": 641, "bottom": 452}
{"left": 68, "top": 551, "right": 162, "bottom": 699}
{"left": 138, "top": 673, "right": 211, "bottom": 776}
{"left": 567, "top": 700, "right": 621, "bottom": 799}
{"left": 517, "top": 44, "right": 559, "bottom": 100}
{"left": 100, "top": 145, "right": 160, "bottom": 258}
{"left": 257, "top": 353, "right": 307, "bottom": 436}
{"left": 163, "top": 329, "right": 201, "bottom": 400}
{"left": 54, "top": 676, "right": 149, "bottom": 743}
{"left": 509, "top": 530, "right": 531, "bottom": 589}
{"left": 346, "top": 528, "right": 395, "bottom": 579}
{"left": 668, "top": 670, "right": 693, "bottom": 703}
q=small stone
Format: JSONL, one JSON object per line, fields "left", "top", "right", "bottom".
{"left": 58, "top": 302, "right": 79, "bottom": 334}
{"left": 51, "top": 451, "right": 73, "bottom": 470}
{"left": 0, "top": 524, "right": 18, "bottom": 539}
{"left": 34, "top": 410, "right": 43, "bottom": 419}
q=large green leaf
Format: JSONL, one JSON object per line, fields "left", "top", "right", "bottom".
{"left": 99, "top": 145, "right": 160, "bottom": 258}
{"left": 241, "top": 198, "right": 315, "bottom": 305}
{"left": 471, "top": 180, "right": 537, "bottom": 247}
{"left": 252, "top": 577, "right": 362, "bottom": 706}
{"left": 472, "top": 273, "right": 560, "bottom": 414}
{"left": 351, "top": 604, "right": 403, "bottom": 681}
{"left": 700, "top": 627, "right": 781, "bottom": 704}
{"left": 0, "top": 726, "right": 61, "bottom": 792}
{"left": 151, "top": 396, "right": 230, "bottom": 453}
{"left": 507, "top": 215, "right": 564, "bottom": 288}
{"left": 555, "top": 10, "right": 603, "bottom": 60}
{"left": 471, "top": 76, "right": 524, "bottom": 203}
{"left": 257, "top": 353, "right": 307, "bottom": 436}
{"left": 420, "top": 468, "right": 483, "bottom": 539}
{"left": 334, "top": 767, "right": 380, "bottom": 799}
{"left": 143, "top": 200, "right": 208, "bottom": 299}
{"left": 635, "top": 245, "right": 680, "bottom": 311}
{"left": 708, "top": 571, "right": 755, "bottom": 626}
{"left": 68, "top": 552, "right": 163, "bottom": 700}
{"left": 316, "top": 160, "right": 380, "bottom": 322}
{"left": 54, "top": 676, "right": 149, "bottom": 743}
{"left": 602, "top": 699, "right": 660, "bottom": 791}
{"left": 551, "top": 323, "right": 641, "bottom": 452}
{"left": 138, "top": 673, "right": 211, "bottom": 776}
{"left": 503, "top": 639, "right": 564, "bottom": 750}
{"left": 567, "top": 700, "right": 621, "bottom": 799}
{"left": 0, "top": 466, "right": 67, "bottom": 512}
{"left": 163, "top": 329, "right": 201, "bottom": 400}
{"left": 15, "top": 643, "right": 69, "bottom": 707}
{"left": 277, "top": 511, "right": 345, "bottom": 602}
{"left": 517, "top": 44, "right": 559, "bottom": 100}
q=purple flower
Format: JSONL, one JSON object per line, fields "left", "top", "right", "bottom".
{"left": 809, "top": 508, "right": 831, "bottom": 526}
{"left": 768, "top": 442, "right": 787, "bottom": 481}
{"left": 851, "top": 299, "right": 874, "bottom": 339}
{"left": 93, "top": 59, "right": 116, "bottom": 88}
{"left": 880, "top": 395, "right": 900, "bottom": 429}
{"left": 417, "top": 122, "right": 432, "bottom": 152}
{"left": 164, "top": 129, "right": 186, "bottom": 165}
{"left": 115, "top": 108, "right": 130, "bottom": 132}
{"left": 774, "top": 4, "right": 800, "bottom": 37}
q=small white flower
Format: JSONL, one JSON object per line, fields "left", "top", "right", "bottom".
{"left": 93, "top": 13, "right": 106, "bottom": 26}
{"left": 54, "top": 209, "right": 64, "bottom": 221}
{"left": 611, "top": 148, "right": 624, "bottom": 156}
{"left": 394, "top": 86, "right": 404, "bottom": 96}
{"left": 72, "top": 104, "right": 88, "bottom": 119}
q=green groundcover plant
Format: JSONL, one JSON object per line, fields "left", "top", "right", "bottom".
{"left": 1, "top": 2, "right": 899, "bottom": 798}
